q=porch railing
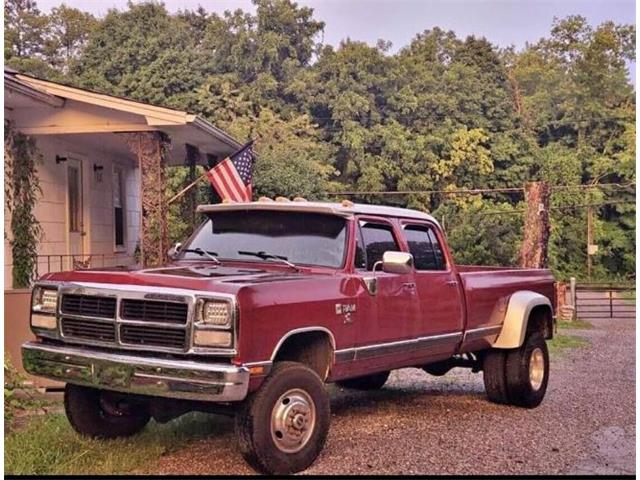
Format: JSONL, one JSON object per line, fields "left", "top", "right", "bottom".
{"left": 34, "top": 253, "right": 135, "bottom": 278}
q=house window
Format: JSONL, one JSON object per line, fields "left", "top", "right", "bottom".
{"left": 113, "top": 168, "right": 125, "bottom": 248}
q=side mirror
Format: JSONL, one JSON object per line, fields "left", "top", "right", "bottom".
{"left": 167, "top": 242, "right": 182, "bottom": 260}
{"left": 363, "top": 251, "right": 414, "bottom": 296}
{"left": 381, "top": 251, "right": 414, "bottom": 274}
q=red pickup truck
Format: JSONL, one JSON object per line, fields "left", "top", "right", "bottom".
{"left": 23, "top": 200, "right": 555, "bottom": 474}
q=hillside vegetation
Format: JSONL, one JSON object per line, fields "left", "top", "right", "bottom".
{"left": 5, "top": 0, "right": 635, "bottom": 280}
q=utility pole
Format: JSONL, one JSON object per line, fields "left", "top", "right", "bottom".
{"left": 519, "top": 181, "right": 551, "bottom": 268}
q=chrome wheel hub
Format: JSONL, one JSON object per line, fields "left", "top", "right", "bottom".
{"left": 529, "top": 347, "right": 545, "bottom": 391}
{"left": 271, "top": 388, "right": 316, "bottom": 453}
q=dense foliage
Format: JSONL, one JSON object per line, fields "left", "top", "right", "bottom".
{"left": 4, "top": 121, "right": 42, "bottom": 288}
{"left": 5, "top": 0, "right": 635, "bottom": 280}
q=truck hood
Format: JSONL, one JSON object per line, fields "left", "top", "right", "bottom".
{"left": 41, "top": 262, "right": 332, "bottom": 296}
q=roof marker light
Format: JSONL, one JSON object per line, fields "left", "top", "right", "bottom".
{"left": 341, "top": 199, "right": 355, "bottom": 207}
{"left": 258, "top": 196, "right": 273, "bottom": 202}
{"left": 293, "top": 197, "right": 307, "bottom": 202}
{"left": 275, "top": 196, "right": 290, "bottom": 202}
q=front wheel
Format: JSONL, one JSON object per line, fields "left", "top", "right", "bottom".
{"left": 64, "top": 384, "right": 150, "bottom": 438}
{"left": 505, "top": 332, "right": 550, "bottom": 408}
{"left": 235, "top": 362, "right": 330, "bottom": 474}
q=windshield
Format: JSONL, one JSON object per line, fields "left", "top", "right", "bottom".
{"left": 180, "top": 210, "right": 348, "bottom": 268}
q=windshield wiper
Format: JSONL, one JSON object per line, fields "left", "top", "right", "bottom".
{"left": 182, "top": 248, "right": 221, "bottom": 264}
{"left": 238, "top": 250, "right": 299, "bottom": 271}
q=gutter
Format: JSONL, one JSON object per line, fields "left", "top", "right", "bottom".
{"left": 189, "top": 115, "right": 244, "bottom": 153}
{"left": 4, "top": 76, "right": 65, "bottom": 108}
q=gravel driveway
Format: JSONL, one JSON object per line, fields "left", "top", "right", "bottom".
{"left": 141, "top": 314, "right": 635, "bottom": 475}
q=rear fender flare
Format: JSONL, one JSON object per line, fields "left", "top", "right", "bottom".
{"left": 492, "top": 291, "right": 552, "bottom": 349}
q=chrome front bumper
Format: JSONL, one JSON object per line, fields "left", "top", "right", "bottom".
{"left": 22, "top": 342, "right": 250, "bottom": 402}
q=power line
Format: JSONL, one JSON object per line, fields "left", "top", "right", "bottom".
{"left": 475, "top": 200, "right": 636, "bottom": 216}
{"left": 325, "top": 182, "right": 636, "bottom": 197}
{"left": 327, "top": 187, "right": 524, "bottom": 196}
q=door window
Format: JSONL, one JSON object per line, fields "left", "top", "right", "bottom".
{"left": 68, "top": 165, "right": 80, "bottom": 232}
{"left": 360, "top": 221, "right": 400, "bottom": 271}
{"left": 428, "top": 229, "right": 446, "bottom": 270}
{"left": 113, "top": 168, "right": 125, "bottom": 247}
{"left": 403, "top": 224, "right": 446, "bottom": 271}
{"left": 354, "top": 227, "right": 367, "bottom": 269}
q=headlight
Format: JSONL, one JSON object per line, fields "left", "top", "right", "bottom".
{"left": 31, "top": 286, "right": 58, "bottom": 330}
{"left": 32, "top": 287, "right": 58, "bottom": 314}
{"left": 198, "top": 300, "right": 232, "bottom": 328}
{"left": 194, "top": 298, "right": 234, "bottom": 348}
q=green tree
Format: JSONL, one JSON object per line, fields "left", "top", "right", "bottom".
{"left": 42, "top": 4, "right": 97, "bottom": 73}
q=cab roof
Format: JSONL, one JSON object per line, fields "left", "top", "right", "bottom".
{"left": 196, "top": 200, "right": 439, "bottom": 225}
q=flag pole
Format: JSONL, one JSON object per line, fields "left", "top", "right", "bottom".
{"left": 167, "top": 169, "right": 208, "bottom": 205}
{"left": 167, "top": 139, "right": 255, "bottom": 206}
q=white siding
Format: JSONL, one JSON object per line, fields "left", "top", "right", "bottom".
{"left": 4, "top": 134, "right": 141, "bottom": 286}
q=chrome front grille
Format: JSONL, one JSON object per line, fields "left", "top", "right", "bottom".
{"left": 61, "top": 317, "right": 116, "bottom": 342}
{"left": 120, "top": 299, "right": 188, "bottom": 325}
{"left": 59, "top": 293, "right": 191, "bottom": 352}
{"left": 120, "top": 324, "right": 187, "bottom": 349}
{"left": 61, "top": 294, "right": 117, "bottom": 319}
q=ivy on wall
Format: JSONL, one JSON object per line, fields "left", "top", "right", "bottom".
{"left": 4, "top": 121, "right": 42, "bottom": 288}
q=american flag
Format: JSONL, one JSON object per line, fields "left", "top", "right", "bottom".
{"left": 205, "top": 141, "right": 255, "bottom": 202}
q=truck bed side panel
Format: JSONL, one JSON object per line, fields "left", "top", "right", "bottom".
{"left": 458, "top": 267, "right": 555, "bottom": 352}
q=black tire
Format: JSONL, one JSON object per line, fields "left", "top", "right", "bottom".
{"left": 235, "top": 362, "right": 330, "bottom": 475}
{"left": 483, "top": 349, "right": 510, "bottom": 404}
{"left": 505, "top": 332, "right": 549, "bottom": 408}
{"left": 64, "top": 384, "right": 150, "bottom": 438}
{"left": 336, "top": 370, "right": 390, "bottom": 390}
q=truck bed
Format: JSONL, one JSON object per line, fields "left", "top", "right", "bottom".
{"left": 457, "top": 265, "right": 556, "bottom": 337}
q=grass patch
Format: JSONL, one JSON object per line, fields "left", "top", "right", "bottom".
{"left": 4, "top": 411, "right": 231, "bottom": 475}
{"left": 620, "top": 290, "right": 636, "bottom": 300}
{"left": 548, "top": 333, "right": 589, "bottom": 356}
{"left": 557, "top": 318, "right": 593, "bottom": 330}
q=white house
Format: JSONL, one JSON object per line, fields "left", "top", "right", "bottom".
{"left": 4, "top": 69, "right": 245, "bottom": 380}
{"left": 4, "top": 68, "right": 242, "bottom": 287}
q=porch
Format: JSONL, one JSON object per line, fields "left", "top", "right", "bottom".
{"left": 4, "top": 69, "right": 243, "bottom": 382}
{"left": 5, "top": 69, "right": 242, "bottom": 284}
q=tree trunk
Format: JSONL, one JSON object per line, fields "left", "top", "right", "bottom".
{"left": 519, "top": 181, "right": 550, "bottom": 268}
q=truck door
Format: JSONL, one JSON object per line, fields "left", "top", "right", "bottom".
{"left": 352, "top": 217, "right": 420, "bottom": 369}
{"left": 401, "top": 222, "right": 465, "bottom": 359}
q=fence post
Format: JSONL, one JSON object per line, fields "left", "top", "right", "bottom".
{"left": 570, "top": 277, "right": 577, "bottom": 321}
{"left": 609, "top": 290, "right": 613, "bottom": 318}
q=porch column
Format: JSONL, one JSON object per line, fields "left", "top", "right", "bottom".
{"left": 184, "top": 144, "right": 200, "bottom": 232}
{"left": 122, "top": 131, "right": 170, "bottom": 267}
{"left": 206, "top": 153, "right": 221, "bottom": 204}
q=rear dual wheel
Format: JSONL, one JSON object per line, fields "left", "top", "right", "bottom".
{"left": 483, "top": 332, "right": 549, "bottom": 408}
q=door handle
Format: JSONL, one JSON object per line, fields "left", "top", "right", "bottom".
{"left": 402, "top": 282, "right": 417, "bottom": 292}
{"left": 446, "top": 280, "right": 458, "bottom": 287}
